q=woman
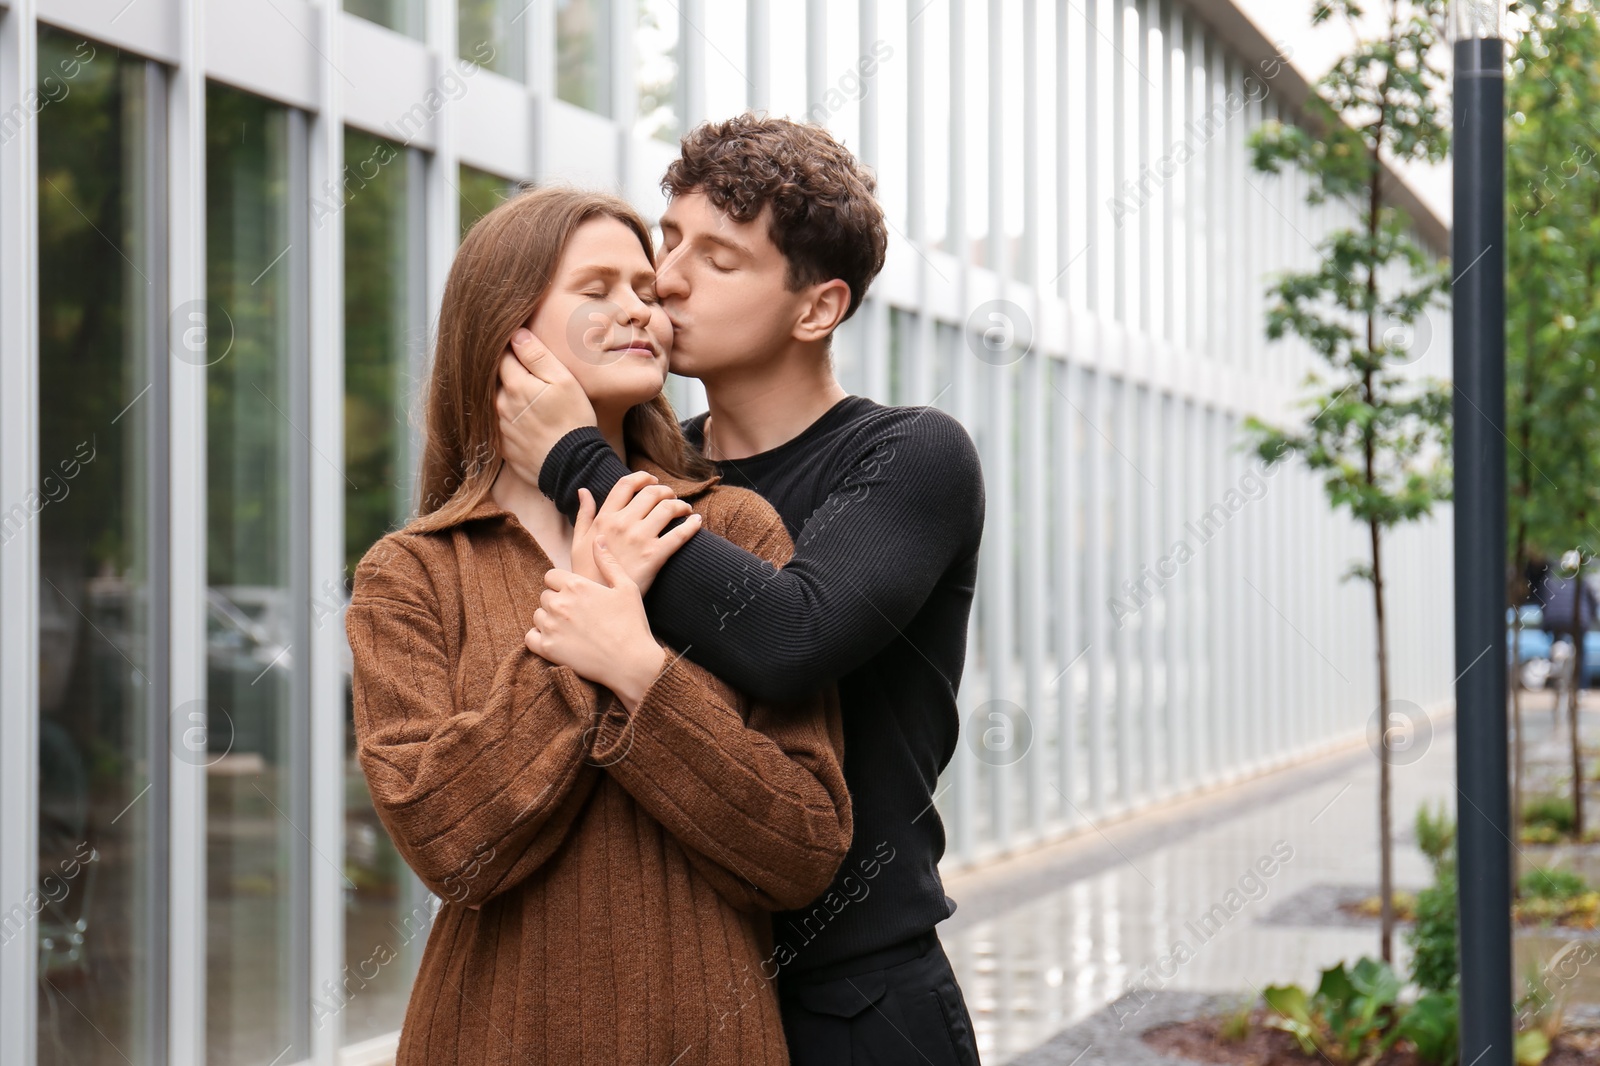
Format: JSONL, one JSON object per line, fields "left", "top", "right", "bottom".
{"left": 345, "top": 186, "right": 852, "bottom": 1065}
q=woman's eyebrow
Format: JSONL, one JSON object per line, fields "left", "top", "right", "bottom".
{"left": 567, "top": 263, "right": 619, "bottom": 285}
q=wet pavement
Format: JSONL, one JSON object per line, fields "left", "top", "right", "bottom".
{"left": 937, "top": 691, "right": 1600, "bottom": 1064}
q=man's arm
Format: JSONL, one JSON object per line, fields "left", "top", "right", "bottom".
{"left": 539, "top": 408, "right": 985, "bottom": 703}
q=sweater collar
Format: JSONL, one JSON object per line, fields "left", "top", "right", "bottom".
{"left": 449, "top": 454, "right": 721, "bottom": 528}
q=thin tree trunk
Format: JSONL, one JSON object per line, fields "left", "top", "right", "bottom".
{"left": 1365, "top": 71, "right": 1393, "bottom": 963}
{"left": 1362, "top": 2, "right": 1406, "bottom": 967}
{"left": 1371, "top": 516, "right": 1393, "bottom": 964}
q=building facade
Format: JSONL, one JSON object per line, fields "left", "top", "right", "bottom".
{"left": 0, "top": 0, "right": 1454, "bottom": 1063}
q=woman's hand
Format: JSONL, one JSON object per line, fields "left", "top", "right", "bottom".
{"left": 526, "top": 537, "right": 667, "bottom": 710}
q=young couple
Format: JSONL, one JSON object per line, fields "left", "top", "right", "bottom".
{"left": 347, "top": 114, "right": 985, "bottom": 1065}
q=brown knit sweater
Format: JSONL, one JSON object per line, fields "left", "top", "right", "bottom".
{"left": 346, "top": 458, "right": 852, "bottom": 1066}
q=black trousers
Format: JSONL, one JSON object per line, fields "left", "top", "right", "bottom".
{"left": 778, "top": 931, "right": 981, "bottom": 1066}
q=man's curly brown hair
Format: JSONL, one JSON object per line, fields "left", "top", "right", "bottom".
{"left": 662, "top": 113, "right": 888, "bottom": 326}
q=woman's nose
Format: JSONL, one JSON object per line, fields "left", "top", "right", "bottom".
{"left": 620, "top": 293, "right": 650, "bottom": 325}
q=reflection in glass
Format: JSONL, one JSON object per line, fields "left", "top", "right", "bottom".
{"left": 833, "top": 311, "right": 864, "bottom": 396}
{"left": 35, "top": 27, "right": 156, "bottom": 1066}
{"left": 636, "top": 0, "right": 680, "bottom": 142}
{"left": 458, "top": 165, "right": 518, "bottom": 238}
{"left": 205, "top": 82, "right": 304, "bottom": 1066}
{"left": 1104, "top": 377, "right": 1123, "bottom": 802}
{"left": 557, "top": 0, "right": 611, "bottom": 115}
{"left": 933, "top": 322, "right": 957, "bottom": 415}
{"left": 888, "top": 308, "right": 908, "bottom": 405}
{"left": 341, "top": 128, "right": 431, "bottom": 1043}
{"left": 343, "top": 0, "right": 422, "bottom": 39}
{"left": 459, "top": 0, "right": 527, "bottom": 81}
{"left": 1073, "top": 368, "right": 1093, "bottom": 808}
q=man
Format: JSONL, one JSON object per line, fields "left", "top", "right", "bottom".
{"left": 497, "top": 113, "right": 985, "bottom": 1065}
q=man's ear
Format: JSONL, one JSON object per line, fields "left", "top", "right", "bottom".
{"left": 792, "top": 279, "right": 852, "bottom": 344}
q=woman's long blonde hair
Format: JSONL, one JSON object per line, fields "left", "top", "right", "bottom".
{"left": 409, "top": 186, "right": 713, "bottom": 534}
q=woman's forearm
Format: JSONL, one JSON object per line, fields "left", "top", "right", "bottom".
{"left": 587, "top": 656, "right": 852, "bottom": 911}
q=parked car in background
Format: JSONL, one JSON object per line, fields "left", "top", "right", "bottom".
{"left": 1508, "top": 603, "right": 1600, "bottom": 688}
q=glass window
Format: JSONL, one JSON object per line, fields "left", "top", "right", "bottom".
{"left": 340, "top": 129, "right": 431, "bottom": 1044}
{"left": 344, "top": 0, "right": 423, "bottom": 39}
{"left": 557, "top": 0, "right": 611, "bottom": 115}
{"left": 457, "top": 164, "right": 518, "bottom": 238}
{"left": 1073, "top": 368, "right": 1093, "bottom": 806}
{"left": 35, "top": 27, "right": 158, "bottom": 1066}
{"left": 459, "top": 0, "right": 527, "bottom": 81}
{"left": 1103, "top": 376, "right": 1122, "bottom": 800}
{"left": 933, "top": 321, "right": 958, "bottom": 414}
{"left": 205, "top": 82, "right": 306, "bottom": 1066}
{"left": 635, "top": 0, "right": 680, "bottom": 142}
{"left": 832, "top": 310, "right": 865, "bottom": 396}
{"left": 888, "top": 307, "right": 909, "bottom": 405}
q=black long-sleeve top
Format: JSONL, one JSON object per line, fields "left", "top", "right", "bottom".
{"left": 539, "top": 395, "right": 985, "bottom": 972}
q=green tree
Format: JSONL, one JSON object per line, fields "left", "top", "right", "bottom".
{"left": 1505, "top": 0, "right": 1600, "bottom": 846}
{"left": 1245, "top": 0, "right": 1453, "bottom": 964}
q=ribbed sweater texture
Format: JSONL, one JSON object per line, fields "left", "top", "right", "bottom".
{"left": 346, "top": 460, "right": 852, "bottom": 1065}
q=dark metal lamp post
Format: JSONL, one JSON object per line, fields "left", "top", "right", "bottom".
{"left": 1451, "top": 1, "right": 1510, "bottom": 1063}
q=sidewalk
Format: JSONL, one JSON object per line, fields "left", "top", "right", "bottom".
{"left": 939, "top": 707, "right": 1463, "bottom": 1064}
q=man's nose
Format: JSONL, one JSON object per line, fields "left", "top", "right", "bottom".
{"left": 657, "top": 246, "right": 690, "bottom": 299}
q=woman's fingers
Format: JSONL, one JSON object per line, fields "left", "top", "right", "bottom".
{"left": 573, "top": 488, "right": 597, "bottom": 534}
{"left": 508, "top": 328, "right": 567, "bottom": 382}
{"left": 496, "top": 352, "right": 544, "bottom": 418}
{"left": 592, "top": 537, "right": 637, "bottom": 591}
